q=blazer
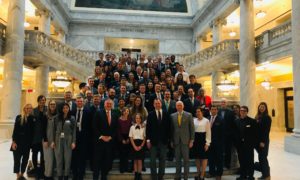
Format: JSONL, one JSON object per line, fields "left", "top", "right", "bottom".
{"left": 74, "top": 108, "right": 91, "bottom": 140}
{"left": 183, "top": 98, "right": 201, "bottom": 116}
{"left": 146, "top": 110, "right": 170, "bottom": 146}
{"left": 218, "top": 108, "right": 235, "bottom": 136}
{"left": 162, "top": 99, "right": 176, "bottom": 116}
{"left": 257, "top": 115, "right": 272, "bottom": 143}
{"left": 170, "top": 111, "right": 195, "bottom": 145}
{"left": 149, "top": 93, "right": 164, "bottom": 112}
{"left": 209, "top": 115, "right": 224, "bottom": 147}
{"left": 234, "top": 116, "right": 258, "bottom": 148}
{"left": 54, "top": 115, "right": 76, "bottom": 147}
{"left": 92, "top": 109, "right": 118, "bottom": 143}
{"left": 11, "top": 115, "right": 35, "bottom": 151}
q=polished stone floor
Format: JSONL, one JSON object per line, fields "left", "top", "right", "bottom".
{"left": 1, "top": 132, "right": 299, "bottom": 180}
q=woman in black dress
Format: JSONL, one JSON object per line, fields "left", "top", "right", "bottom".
{"left": 255, "top": 102, "right": 272, "bottom": 180}
{"left": 11, "top": 104, "right": 34, "bottom": 180}
{"left": 192, "top": 107, "right": 211, "bottom": 180}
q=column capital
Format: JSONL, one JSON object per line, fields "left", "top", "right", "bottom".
{"left": 35, "top": 9, "right": 53, "bottom": 19}
{"left": 209, "top": 18, "right": 227, "bottom": 29}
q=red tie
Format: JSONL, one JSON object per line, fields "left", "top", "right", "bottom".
{"left": 106, "top": 111, "right": 111, "bottom": 125}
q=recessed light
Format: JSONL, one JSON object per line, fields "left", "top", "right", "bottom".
{"left": 229, "top": 31, "right": 236, "bottom": 37}
{"left": 256, "top": 10, "right": 266, "bottom": 18}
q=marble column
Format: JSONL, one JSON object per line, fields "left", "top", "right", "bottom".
{"left": 210, "top": 19, "right": 225, "bottom": 45}
{"left": 35, "top": 65, "right": 49, "bottom": 97}
{"left": 239, "top": 0, "right": 256, "bottom": 117}
{"left": 0, "top": 0, "right": 25, "bottom": 137}
{"left": 211, "top": 71, "right": 224, "bottom": 101}
{"left": 284, "top": 0, "right": 300, "bottom": 155}
{"left": 38, "top": 9, "right": 51, "bottom": 36}
{"left": 36, "top": 9, "right": 51, "bottom": 98}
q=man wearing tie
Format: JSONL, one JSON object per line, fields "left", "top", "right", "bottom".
{"left": 72, "top": 97, "right": 91, "bottom": 180}
{"left": 93, "top": 99, "right": 118, "bottom": 180}
{"left": 208, "top": 105, "right": 224, "bottom": 180}
{"left": 162, "top": 90, "right": 176, "bottom": 116}
{"left": 146, "top": 99, "right": 170, "bottom": 180}
{"left": 183, "top": 88, "right": 201, "bottom": 117}
{"left": 136, "top": 83, "right": 150, "bottom": 110}
{"left": 170, "top": 101, "right": 195, "bottom": 180}
{"left": 149, "top": 83, "right": 163, "bottom": 112}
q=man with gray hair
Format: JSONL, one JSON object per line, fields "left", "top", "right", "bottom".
{"left": 170, "top": 101, "right": 195, "bottom": 180}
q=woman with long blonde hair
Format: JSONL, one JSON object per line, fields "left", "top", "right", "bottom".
{"left": 11, "top": 104, "right": 35, "bottom": 180}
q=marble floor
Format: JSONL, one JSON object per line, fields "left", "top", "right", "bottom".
{"left": 1, "top": 132, "right": 299, "bottom": 180}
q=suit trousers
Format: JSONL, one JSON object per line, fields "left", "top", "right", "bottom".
{"left": 54, "top": 139, "right": 73, "bottom": 176}
{"left": 237, "top": 144, "right": 254, "bottom": 178}
{"left": 93, "top": 141, "right": 114, "bottom": 180}
{"left": 256, "top": 140, "right": 270, "bottom": 177}
{"left": 13, "top": 148, "right": 30, "bottom": 173}
{"left": 43, "top": 146, "right": 54, "bottom": 177}
{"left": 150, "top": 142, "right": 167, "bottom": 180}
{"left": 174, "top": 143, "right": 189, "bottom": 180}
{"left": 209, "top": 143, "right": 223, "bottom": 176}
{"left": 32, "top": 142, "right": 44, "bottom": 170}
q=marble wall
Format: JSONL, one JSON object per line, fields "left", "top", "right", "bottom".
{"left": 67, "top": 23, "right": 193, "bottom": 54}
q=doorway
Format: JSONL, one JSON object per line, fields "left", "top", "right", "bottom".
{"left": 284, "top": 88, "right": 294, "bottom": 132}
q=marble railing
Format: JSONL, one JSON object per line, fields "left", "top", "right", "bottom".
{"left": 25, "top": 31, "right": 95, "bottom": 68}
{"left": 255, "top": 20, "right": 291, "bottom": 48}
{"left": 181, "top": 39, "right": 239, "bottom": 70}
{"left": 0, "top": 23, "right": 5, "bottom": 55}
{"left": 80, "top": 50, "right": 188, "bottom": 62}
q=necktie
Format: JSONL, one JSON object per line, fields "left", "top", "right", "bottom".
{"left": 165, "top": 100, "right": 169, "bottom": 110}
{"left": 69, "top": 102, "right": 72, "bottom": 111}
{"left": 157, "top": 93, "right": 161, "bottom": 100}
{"left": 106, "top": 111, "right": 111, "bottom": 125}
{"left": 190, "top": 98, "right": 194, "bottom": 106}
{"left": 76, "top": 109, "right": 82, "bottom": 122}
{"left": 210, "top": 116, "right": 215, "bottom": 127}
{"left": 158, "top": 110, "right": 162, "bottom": 121}
{"left": 178, "top": 113, "right": 182, "bottom": 127}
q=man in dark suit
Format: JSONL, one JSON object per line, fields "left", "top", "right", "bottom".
{"left": 146, "top": 99, "right": 170, "bottom": 180}
{"left": 95, "top": 52, "right": 104, "bottom": 66}
{"left": 234, "top": 106, "right": 258, "bottom": 180}
{"left": 185, "top": 75, "right": 202, "bottom": 96}
{"left": 100, "top": 88, "right": 118, "bottom": 109}
{"left": 218, "top": 98, "right": 236, "bottom": 169}
{"left": 58, "top": 91, "right": 77, "bottom": 115}
{"left": 209, "top": 105, "right": 224, "bottom": 180}
{"left": 117, "top": 85, "right": 129, "bottom": 104}
{"left": 72, "top": 97, "right": 91, "bottom": 180}
{"left": 170, "top": 101, "right": 195, "bottom": 180}
{"left": 177, "top": 85, "right": 188, "bottom": 101}
{"left": 136, "top": 83, "right": 150, "bottom": 109}
{"left": 149, "top": 83, "right": 164, "bottom": 112}
{"left": 183, "top": 88, "right": 201, "bottom": 117}
{"left": 92, "top": 99, "right": 118, "bottom": 180}
{"left": 162, "top": 90, "right": 176, "bottom": 161}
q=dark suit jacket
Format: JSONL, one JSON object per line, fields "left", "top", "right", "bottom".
{"left": 74, "top": 107, "right": 91, "bottom": 141}
{"left": 183, "top": 98, "right": 201, "bottom": 116}
{"left": 92, "top": 109, "right": 118, "bottom": 143}
{"left": 162, "top": 99, "right": 176, "bottom": 116}
{"left": 149, "top": 93, "right": 164, "bottom": 112}
{"left": 257, "top": 115, "right": 272, "bottom": 144}
{"left": 146, "top": 110, "right": 170, "bottom": 146}
{"left": 209, "top": 115, "right": 224, "bottom": 147}
{"left": 234, "top": 116, "right": 258, "bottom": 148}
{"left": 11, "top": 115, "right": 34, "bottom": 151}
{"left": 218, "top": 108, "right": 235, "bottom": 137}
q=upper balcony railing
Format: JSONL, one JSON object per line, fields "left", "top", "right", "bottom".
{"left": 255, "top": 20, "right": 291, "bottom": 49}
{"left": 81, "top": 50, "right": 188, "bottom": 62}
{"left": 181, "top": 39, "right": 239, "bottom": 69}
{"left": 24, "top": 30, "right": 95, "bottom": 69}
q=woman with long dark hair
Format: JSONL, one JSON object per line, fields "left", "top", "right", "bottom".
{"left": 255, "top": 102, "right": 272, "bottom": 180}
{"left": 11, "top": 104, "right": 34, "bottom": 180}
{"left": 130, "top": 96, "right": 148, "bottom": 122}
{"left": 53, "top": 103, "right": 76, "bottom": 180}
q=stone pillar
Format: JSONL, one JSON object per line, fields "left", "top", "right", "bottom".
{"left": 0, "top": 0, "right": 25, "bottom": 137}
{"left": 35, "top": 65, "right": 49, "bottom": 97}
{"left": 239, "top": 0, "right": 256, "bottom": 117}
{"left": 284, "top": 0, "right": 300, "bottom": 155}
{"left": 37, "top": 9, "right": 51, "bottom": 36}
{"left": 211, "top": 71, "right": 224, "bottom": 101}
{"left": 210, "top": 19, "right": 225, "bottom": 45}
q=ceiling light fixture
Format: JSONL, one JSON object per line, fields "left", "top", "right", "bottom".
{"left": 216, "top": 77, "right": 239, "bottom": 91}
{"left": 261, "top": 79, "right": 272, "bottom": 90}
{"left": 256, "top": 10, "right": 267, "bottom": 18}
{"left": 229, "top": 31, "right": 237, "bottom": 37}
{"left": 52, "top": 76, "right": 71, "bottom": 88}
{"left": 24, "top": 22, "right": 30, "bottom": 27}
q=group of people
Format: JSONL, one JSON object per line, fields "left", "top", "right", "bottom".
{"left": 11, "top": 52, "right": 271, "bottom": 180}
